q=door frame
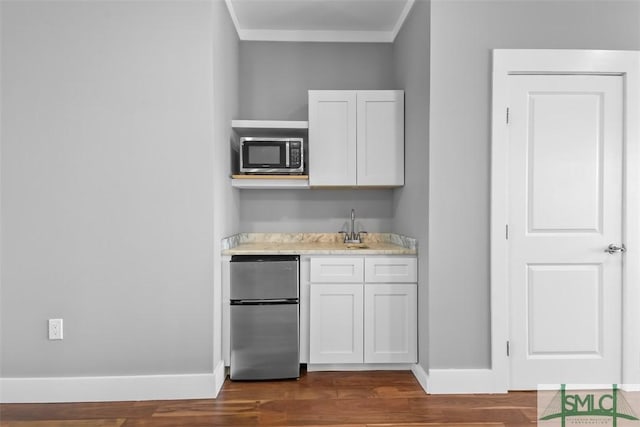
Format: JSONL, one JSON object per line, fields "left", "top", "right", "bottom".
{"left": 490, "top": 49, "right": 640, "bottom": 391}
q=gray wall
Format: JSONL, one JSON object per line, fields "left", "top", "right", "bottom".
{"left": 239, "top": 189, "right": 393, "bottom": 232}
{"left": 391, "top": 0, "right": 430, "bottom": 370}
{"left": 6, "top": 0, "right": 636, "bottom": 382}
{"left": 1, "top": 1, "right": 216, "bottom": 376}
{"left": 237, "top": 41, "right": 396, "bottom": 233}
{"left": 239, "top": 42, "right": 395, "bottom": 120}
{"left": 428, "top": 0, "right": 640, "bottom": 369}
{"left": 212, "top": 1, "right": 240, "bottom": 370}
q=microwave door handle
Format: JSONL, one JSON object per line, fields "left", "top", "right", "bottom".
{"left": 285, "top": 141, "right": 290, "bottom": 167}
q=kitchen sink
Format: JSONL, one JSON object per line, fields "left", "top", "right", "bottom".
{"left": 344, "top": 243, "right": 369, "bottom": 249}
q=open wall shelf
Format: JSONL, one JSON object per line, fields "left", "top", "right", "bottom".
{"left": 231, "top": 120, "right": 308, "bottom": 137}
{"left": 230, "top": 120, "right": 310, "bottom": 188}
{"left": 231, "top": 175, "right": 309, "bottom": 189}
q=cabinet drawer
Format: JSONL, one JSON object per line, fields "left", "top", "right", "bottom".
{"left": 365, "top": 257, "right": 417, "bottom": 283}
{"left": 310, "top": 257, "right": 364, "bottom": 283}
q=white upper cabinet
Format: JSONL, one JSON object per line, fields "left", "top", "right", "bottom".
{"left": 308, "top": 91, "right": 357, "bottom": 186}
{"left": 356, "top": 91, "right": 404, "bottom": 186}
{"left": 308, "top": 90, "right": 404, "bottom": 187}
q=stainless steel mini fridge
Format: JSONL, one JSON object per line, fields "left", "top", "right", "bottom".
{"left": 230, "top": 255, "right": 300, "bottom": 380}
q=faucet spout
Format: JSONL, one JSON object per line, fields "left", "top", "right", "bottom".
{"left": 350, "top": 209, "right": 356, "bottom": 240}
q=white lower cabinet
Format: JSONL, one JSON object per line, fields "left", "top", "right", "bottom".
{"left": 364, "top": 284, "right": 417, "bottom": 363}
{"left": 309, "top": 256, "right": 417, "bottom": 365}
{"left": 309, "top": 284, "right": 364, "bottom": 364}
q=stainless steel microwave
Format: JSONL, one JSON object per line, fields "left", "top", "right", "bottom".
{"left": 239, "top": 137, "right": 305, "bottom": 174}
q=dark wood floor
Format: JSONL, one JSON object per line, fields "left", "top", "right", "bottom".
{"left": 0, "top": 370, "right": 537, "bottom": 426}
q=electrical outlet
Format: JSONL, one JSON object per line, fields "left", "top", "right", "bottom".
{"left": 48, "top": 319, "right": 63, "bottom": 340}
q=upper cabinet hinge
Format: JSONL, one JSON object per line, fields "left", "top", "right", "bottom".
{"left": 507, "top": 340, "right": 510, "bottom": 357}
{"left": 506, "top": 107, "right": 510, "bottom": 124}
{"left": 505, "top": 224, "right": 509, "bottom": 240}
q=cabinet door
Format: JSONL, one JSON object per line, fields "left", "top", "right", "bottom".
{"left": 364, "top": 284, "right": 417, "bottom": 363}
{"left": 365, "top": 257, "right": 417, "bottom": 283}
{"left": 308, "top": 90, "right": 357, "bottom": 186}
{"left": 310, "top": 257, "right": 363, "bottom": 283}
{"left": 310, "top": 284, "right": 364, "bottom": 364}
{"left": 356, "top": 91, "right": 404, "bottom": 186}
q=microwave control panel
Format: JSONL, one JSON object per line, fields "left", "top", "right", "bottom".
{"left": 290, "top": 141, "right": 302, "bottom": 168}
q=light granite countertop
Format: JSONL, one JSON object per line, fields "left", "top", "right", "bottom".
{"left": 222, "top": 233, "right": 417, "bottom": 255}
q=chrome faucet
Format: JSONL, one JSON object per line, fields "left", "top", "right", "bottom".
{"left": 350, "top": 208, "right": 356, "bottom": 240}
{"left": 341, "top": 208, "right": 367, "bottom": 244}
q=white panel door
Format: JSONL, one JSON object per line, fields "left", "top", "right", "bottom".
{"left": 308, "top": 90, "right": 357, "bottom": 186}
{"left": 356, "top": 91, "right": 404, "bottom": 186}
{"left": 364, "top": 284, "right": 417, "bottom": 363}
{"left": 508, "top": 75, "right": 624, "bottom": 389}
{"left": 309, "top": 284, "right": 364, "bottom": 364}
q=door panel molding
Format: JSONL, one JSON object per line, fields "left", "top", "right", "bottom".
{"left": 491, "top": 49, "right": 640, "bottom": 392}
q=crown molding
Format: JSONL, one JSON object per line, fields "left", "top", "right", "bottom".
{"left": 391, "top": 0, "right": 415, "bottom": 41}
{"left": 224, "top": 0, "right": 414, "bottom": 43}
{"left": 238, "top": 29, "right": 394, "bottom": 43}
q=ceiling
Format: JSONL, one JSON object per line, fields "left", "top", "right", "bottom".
{"left": 225, "top": 0, "right": 415, "bottom": 43}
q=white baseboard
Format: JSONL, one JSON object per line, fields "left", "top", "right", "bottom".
{"left": 213, "top": 360, "right": 227, "bottom": 397}
{"left": 426, "top": 368, "right": 506, "bottom": 394}
{"left": 0, "top": 372, "right": 219, "bottom": 403}
{"left": 0, "top": 366, "right": 506, "bottom": 402}
{"left": 411, "top": 364, "right": 428, "bottom": 393}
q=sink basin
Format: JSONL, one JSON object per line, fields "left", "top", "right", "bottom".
{"left": 344, "top": 243, "right": 369, "bottom": 249}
